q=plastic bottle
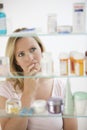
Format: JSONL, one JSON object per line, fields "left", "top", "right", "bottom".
{"left": 41, "top": 52, "right": 53, "bottom": 76}
{"left": 64, "top": 78, "right": 74, "bottom": 115}
{"left": 85, "top": 51, "right": 87, "bottom": 75}
{"left": 59, "top": 52, "right": 69, "bottom": 76}
{"left": 0, "top": 3, "right": 7, "bottom": 34}
{"left": 47, "top": 14, "right": 57, "bottom": 33}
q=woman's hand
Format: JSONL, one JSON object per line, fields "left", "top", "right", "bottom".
{"left": 24, "top": 63, "right": 41, "bottom": 76}
{"left": 22, "top": 63, "right": 40, "bottom": 108}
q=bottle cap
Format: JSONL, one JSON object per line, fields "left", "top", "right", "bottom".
{"left": 85, "top": 51, "right": 87, "bottom": 56}
{"left": 0, "top": 3, "right": 3, "bottom": 8}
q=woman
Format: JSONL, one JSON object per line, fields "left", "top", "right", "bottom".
{"left": 0, "top": 28, "right": 77, "bottom": 130}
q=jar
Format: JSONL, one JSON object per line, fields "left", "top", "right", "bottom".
{"left": 47, "top": 97, "right": 63, "bottom": 114}
{"left": 57, "top": 26, "right": 72, "bottom": 33}
{"left": 74, "top": 91, "right": 87, "bottom": 115}
{"left": 59, "top": 53, "right": 69, "bottom": 76}
{"left": 32, "top": 100, "right": 47, "bottom": 114}
{"left": 6, "top": 98, "right": 21, "bottom": 114}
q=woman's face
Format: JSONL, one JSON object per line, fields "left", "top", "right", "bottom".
{"left": 15, "top": 37, "right": 42, "bottom": 74}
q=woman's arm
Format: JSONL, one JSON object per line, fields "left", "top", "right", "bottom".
{"left": 0, "top": 78, "right": 39, "bottom": 130}
{"left": 0, "top": 96, "right": 29, "bottom": 130}
{"left": 63, "top": 118, "right": 78, "bottom": 130}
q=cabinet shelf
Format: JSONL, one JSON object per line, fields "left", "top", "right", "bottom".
{"left": 0, "top": 73, "right": 87, "bottom": 79}
{"left": 0, "top": 32, "right": 87, "bottom": 37}
{"left": 0, "top": 109, "right": 87, "bottom": 118}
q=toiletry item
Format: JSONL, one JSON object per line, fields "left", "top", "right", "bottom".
{"left": 41, "top": 52, "right": 53, "bottom": 76}
{"left": 6, "top": 98, "right": 21, "bottom": 114}
{"left": 85, "top": 51, "right": 87, "bottom": 75}
{"left": 70, "top": 51, "right": 77, "bottom": 75}
{"left": 59, "top": 52, "right": 69, "bottom": 76}
{"left": 47, "top": 14, "right": 57, "bottom": 33}
{"left": 64, "top": 78, "right": 74, "bottom": 115}
{"left": 57, "top": 26, "right": 72, "bottom": 33}
{"left": 74, "top": 52, "right": 84, "bottom": 76}
{"left": 0, "top": 3, "right": 7, "bottom": 34}
{"left": 32, "top": 100, "right": 47, "bottom": 114}
{"left": 74, "top": 91, "right": 87, "bottom": 115}
{"left": 47, "top": 97, "right": 63, "bottom": 114}
{"left": 73, "top": 3, "right": 86, "bottom": 33}
{"left": 0, "top": 57, "right": 10, "bottom": 76}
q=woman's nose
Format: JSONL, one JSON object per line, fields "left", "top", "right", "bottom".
{"left": 26, "top": 53, "right": 34, "bottom": 61}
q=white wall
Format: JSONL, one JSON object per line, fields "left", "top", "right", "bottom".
{"left": 0, "top": 0, "right": 87, "bottom": 129}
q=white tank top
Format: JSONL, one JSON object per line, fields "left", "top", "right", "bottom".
{"left": 0, "top": 79, "right": 64, "bottom": 130}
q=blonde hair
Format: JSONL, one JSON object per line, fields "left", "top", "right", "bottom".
{"left": 5, "top": 28, "right": 45, "bottom": 91}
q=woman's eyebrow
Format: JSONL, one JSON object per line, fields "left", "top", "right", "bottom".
{"left": 16, "top": 50, "right": 24, "bottom": 56}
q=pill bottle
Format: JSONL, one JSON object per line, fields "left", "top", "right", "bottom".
{"left": 47, "top": 14, "right": 57, "bottom": 33}
{"left": 0, "top": 57, "right": 10, "bottom": 76}
{"left": 74, "top": 52, "right": 84, "bottom": 76}
{"left": 0, "top": 3, "right": 7, "bottom": 34}
{"left": 59, "top": 52, "right": 69, "bottom": 76}
{"left": 73, "top": 3, "right": 86, "bottom": 33}
{"left": 85, "top": 51, "right": 87, "bottom": 75}
{"left": 69, "top": 51, "right": 77, "bottom": 75}
{"left": 41, "top": 52, "right": 53, "bottom": 75}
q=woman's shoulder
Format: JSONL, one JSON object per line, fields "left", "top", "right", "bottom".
{"left": 0, "top": 80, "right": 16, "bottom": 99}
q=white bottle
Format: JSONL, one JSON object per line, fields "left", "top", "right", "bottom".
{"left": 47, "top": 14, "right": 57, "bottom": 33}
{"left": 59, "top": 52, "right": 69, "bottom": 76}
{"left": 73, "top": 3, "right": 86, "bottom": 33}
{"left": 41, "top": 52, "right": 53, "bottom": 76}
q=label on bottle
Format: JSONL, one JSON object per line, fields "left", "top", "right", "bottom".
{"left": 60, "top": 60, "right": 68, "bottom": 75}
{"left": 0, "top": 17, "right": 7, "bottom": 34}
{"left": 73, "top": 3, "right": 85, "bottom": 33}
{"left": 85, "top": 57, "right": 87, "bottom": 74}
{"left": 47, "top": 14, "right": 57, "bottom": 33}
{"left": 75, "top": 62, "right": 80, "bottom": 75}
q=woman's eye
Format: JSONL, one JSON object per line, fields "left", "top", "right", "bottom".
{"left": 30, "top": 47, "right": 36, "bottom": 53}
{"left": 18, "top": 52, "right": 25, "bottom": 57}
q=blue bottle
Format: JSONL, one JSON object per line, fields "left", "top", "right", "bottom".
{"left": 0, "top": 3, "right": 7, "bottom": 35}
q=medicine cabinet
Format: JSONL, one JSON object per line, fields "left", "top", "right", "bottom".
{"left": 0, "top": 0, "right": 87, "bottom": 125}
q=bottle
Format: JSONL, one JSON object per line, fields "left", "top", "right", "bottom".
{"left": 40, "top": 52, "right": 53, "bottom": 76}
{"left": 74, "top": 52, "right": 84, "bottom": 76}
{"left": 73, "top": 3, "right": 86, "bottom": 33}
{"left": 0, "top": 3, "right": 7, "bottom": 34}
{"left": 0, "top": 57, "right": 10, "bottom": 76}
{"left": 64, "top": 78, "right": 74, "bottom": 115}
{"left": 59, "top": 52, "right": 69, "bottom": 76}
{"left": 85, "top": 51, "right": 87, "bottom": 75}
{"left": 47, "top": 14, "right": 57, "bottom": 33}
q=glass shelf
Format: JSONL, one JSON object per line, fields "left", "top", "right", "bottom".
{"left": 0, "top": 72, "right": 87, "bottom": 79}
{"left": 0, "top": 109, "right": 87, "bottom": 118}
{"left": 0, "top": 32, "right": 87, "bottom": 37}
